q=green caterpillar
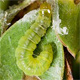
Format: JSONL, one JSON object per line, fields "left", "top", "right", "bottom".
{"left": 15, "top": 2, "right": 53, "bottom": 76}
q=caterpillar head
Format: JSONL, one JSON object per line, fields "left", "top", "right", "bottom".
{"left": 39, "top": 2, "right": 52, "bottom": 18}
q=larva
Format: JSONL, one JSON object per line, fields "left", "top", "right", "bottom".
{"left": 15, "top": 2, "right": 53, "bottom": 76}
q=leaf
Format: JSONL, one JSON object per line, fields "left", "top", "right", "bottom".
{"left": 54, "top": 0, "right": 79, "bottom": 57}
{"left": 0, "top": 10, "right": 38, "bottom": 80}
{"left": 0, "top": 0, "right": 36, "bottom": 36}
{"left": 0, "top": 9, "right": 64, "bottom": 80}
{"left": 39, "top": 28, "right": 64, "bottom": 80}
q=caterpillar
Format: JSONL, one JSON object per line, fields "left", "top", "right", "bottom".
{"left": 15, "top": 2, "right": 53, "bottom": 76}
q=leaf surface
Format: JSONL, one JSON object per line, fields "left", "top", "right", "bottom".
{"left": 0, "top": 10, "right": 38, "bottom": 80}
{"left": 56, "top": 0, "right": 79, "bottom": 57}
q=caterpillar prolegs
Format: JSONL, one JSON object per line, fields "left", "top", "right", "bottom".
{"left": 15, "top": 2, "right": 53, "bottom": 76}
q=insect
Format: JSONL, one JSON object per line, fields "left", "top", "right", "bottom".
{"left": 15, "top": 2, "right": 53, "bottom": 76}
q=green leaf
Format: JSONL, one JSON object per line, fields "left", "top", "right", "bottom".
{"left": 0, "top": 10, "right": 38, "bottom": 80}
{"left": 55, "top": 0, "right": 79, "bottom": 57}
{"left": 0, "top": 9, "right": 64, "bottom": 80}
{"left": 39, "top": 28, "right": 64, "bottom": 80}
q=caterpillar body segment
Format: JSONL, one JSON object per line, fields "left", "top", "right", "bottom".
{"left": 16, "top": 44, "right": 53, "bottom": 76}
{"left": 15, "top": 2, "right": 53, "bottom": 76}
